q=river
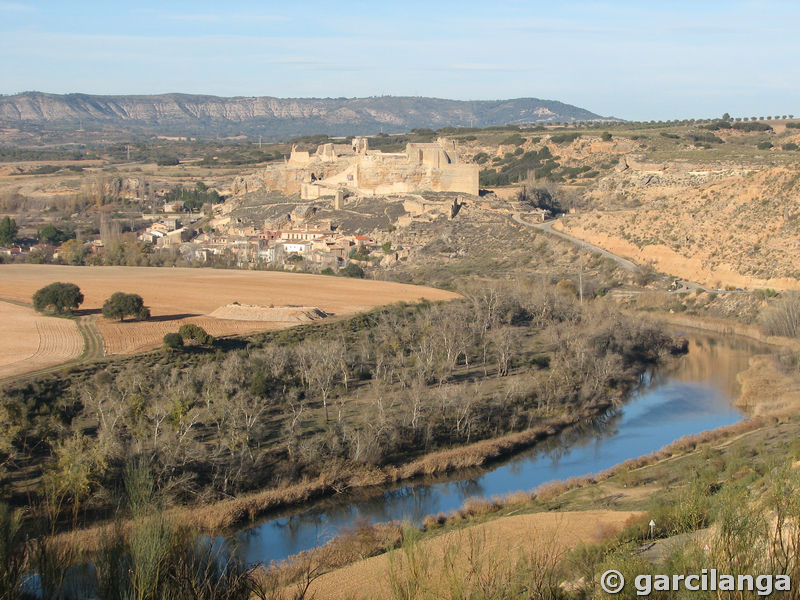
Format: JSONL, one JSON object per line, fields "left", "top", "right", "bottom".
{"left": 232, "top": 331, "right": 760, "bottom": 565}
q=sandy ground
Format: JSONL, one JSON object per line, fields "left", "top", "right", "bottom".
{"left": 556, "top": 166, "right": 800, "bottom": 291}
{"left": 0, "top": 265, "right": 459, "bottom": 356}
{"left": 305, "top": 510, "right": 639, "bottom": 600}
{"left": 0, "top": 301, "right": 83, "bottom": 378}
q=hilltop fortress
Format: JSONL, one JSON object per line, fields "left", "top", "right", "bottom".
{"left": 232, "top": 137, "right": 479, "bottom": 200}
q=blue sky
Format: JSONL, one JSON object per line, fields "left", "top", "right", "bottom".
{"left": 1, "top": 1, "right": 798, "bottom": 121}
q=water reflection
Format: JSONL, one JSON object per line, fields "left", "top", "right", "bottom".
{"left": 232, "top": 333, "right": 762, "bottom": 566}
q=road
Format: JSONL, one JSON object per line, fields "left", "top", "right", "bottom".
{"left": 512, "top": 213, "right": 706, "bottom": 292}
{"left": 512, "top": 213, "right": 640, "bottom": 272}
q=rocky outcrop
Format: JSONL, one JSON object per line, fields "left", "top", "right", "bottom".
{"left": 0, "top": 92, "right": 612, "bottom": 138}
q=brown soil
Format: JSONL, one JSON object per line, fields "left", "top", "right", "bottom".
{"left": 0, "top": 301, "right": 83, "bottom": 378}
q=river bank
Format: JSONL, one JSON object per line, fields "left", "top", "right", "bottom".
{"left": 229, "top": 320, "right": 786, "bottom": 581}
{"left": 55, "top": 399, "right": 618, "bottom": 554}
{"left": 54, "top": 316, "right": 785, "bottom": 568}
{"left": 51, "top": 319, "right": 687, "bottom": 555}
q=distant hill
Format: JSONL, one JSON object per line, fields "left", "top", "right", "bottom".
{"left": 0, "top": 92, "right": 612, "bottom": 140}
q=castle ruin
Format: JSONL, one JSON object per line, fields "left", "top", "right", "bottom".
{"left": 232, "top": 137, "right": 479, "bottom": 201}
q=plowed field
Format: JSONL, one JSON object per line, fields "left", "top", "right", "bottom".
{"left": 0, "top": 301, "right": 83, "bottom": 378}
{"left": 0, "top": 265, "right": 459, "bottom": 357}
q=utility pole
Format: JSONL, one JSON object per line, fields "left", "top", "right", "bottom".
{"left": 126, "top": 145, "right": 131, "bottom": 161}
{"left": 259, "top": 135, "right": 262, "bottom": 149}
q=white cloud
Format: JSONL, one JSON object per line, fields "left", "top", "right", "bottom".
{"left": 0, "top": 2, "right": 35, "bottom": 11}
{"left": 162, "top": 12, "right": 289, "bottom": 23}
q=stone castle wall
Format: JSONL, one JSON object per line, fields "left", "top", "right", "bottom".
{"left": 232, "top": 140, "right": 479, "bottom": 198}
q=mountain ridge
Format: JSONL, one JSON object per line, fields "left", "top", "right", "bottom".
{"left": 0, "top": 92, "right": 613, "bottom": 139}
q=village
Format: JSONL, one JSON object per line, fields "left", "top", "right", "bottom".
{"left": 3, "top": 137, "right": 550, "bottom": 272}
{"left": 0, "top": 198, "right": 394, "bottom": 272}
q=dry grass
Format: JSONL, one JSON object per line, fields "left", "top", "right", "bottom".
{"left": 305, "top": 510, "right": 639, "bottom": 600}
{"left": 0, "top": 301, "right": 83, "bottom": 378}
{"left": 0, "top": 264, "right": 459, "bottom": 357}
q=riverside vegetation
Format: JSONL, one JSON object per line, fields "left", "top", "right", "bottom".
{"left": 359, "top": 417, "right": 800, "bottom": 600}
{"left": 261, "top": 417, "right": 800, "bottom": 599}
{"left": 0, "top": 281, "right": 685, "bottom": 598}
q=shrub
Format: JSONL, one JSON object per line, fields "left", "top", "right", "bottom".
{"left": 600, "top": 131, "right": 612, "bottom": 141}
{"left": 686, "top": 132, "right": 724, "bottom": 144}
{"left": 733, "top": 122, "right": 773, "bottom": 132}
{"left": 786, "top": 122, "right": 800, "bottom": 129}
{"left": 32, "top": 282, "right": 84, "bottom": 314}
{"left": 162, "top": 333, "right": 183, "bottom": 350}
{"left": 155, "top": 155, "right": 179, "bottom": 166}
{"left": 500, "top": 133, "right": 525, "bottom": 146}
{"left": 757, "top": 141, "right": 773, "bottom": 150}
{"left": 178, "top": 323, "right": 213, "bottom": 345}
{"left": 550, "top": 132, "right": 580, "bottom": 144}
{"left": 342, "top": 263, "right": 365, "bottom": 278}
{"left": 782, "top": 142, "right": 799, "bottom": 151}
{"left": 102, "top": 292, "right": 150, "bottom": 321}
{"left": 700, "top": 120, "right": 732, "bottom": 131}
{"left": 349, "top": 248, "right": 370, "bottom": 261}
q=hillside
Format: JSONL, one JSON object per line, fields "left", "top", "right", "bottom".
{"left": 0, "top": 92, "right": 609, "bottom": 139}
{"left": 547, "top": 122, "right": 800, "bottom": 290}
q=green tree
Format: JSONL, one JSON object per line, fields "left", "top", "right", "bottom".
{"left": 32, "top": 282, "right": 84, "bottom": 314}
{"left": 163, "top": 332, "right": 183, "bottom": 350}
{"left": 177, "top": 323, "right": 212, "bottom": 345}
{"left": 38, "top": 225, "right": 69, "bottom": 244}
{"left": 600, "top": 131, "right": 612, "bottom": 141}
{"left": 0, "top": 216, "right": 17, "bottom": 246}
{"left": 102, "top": 292, "right": 150, "bottom": 321}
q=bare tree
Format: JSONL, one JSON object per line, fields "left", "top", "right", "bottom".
{"left": 760, "top": 294, "right": 800, "bottom": 338}
{"left": 490, "top": 325, "right": 520, "bottom": 377}
{"left": 296, "top": 339, "right": 345, "bottom": 422}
